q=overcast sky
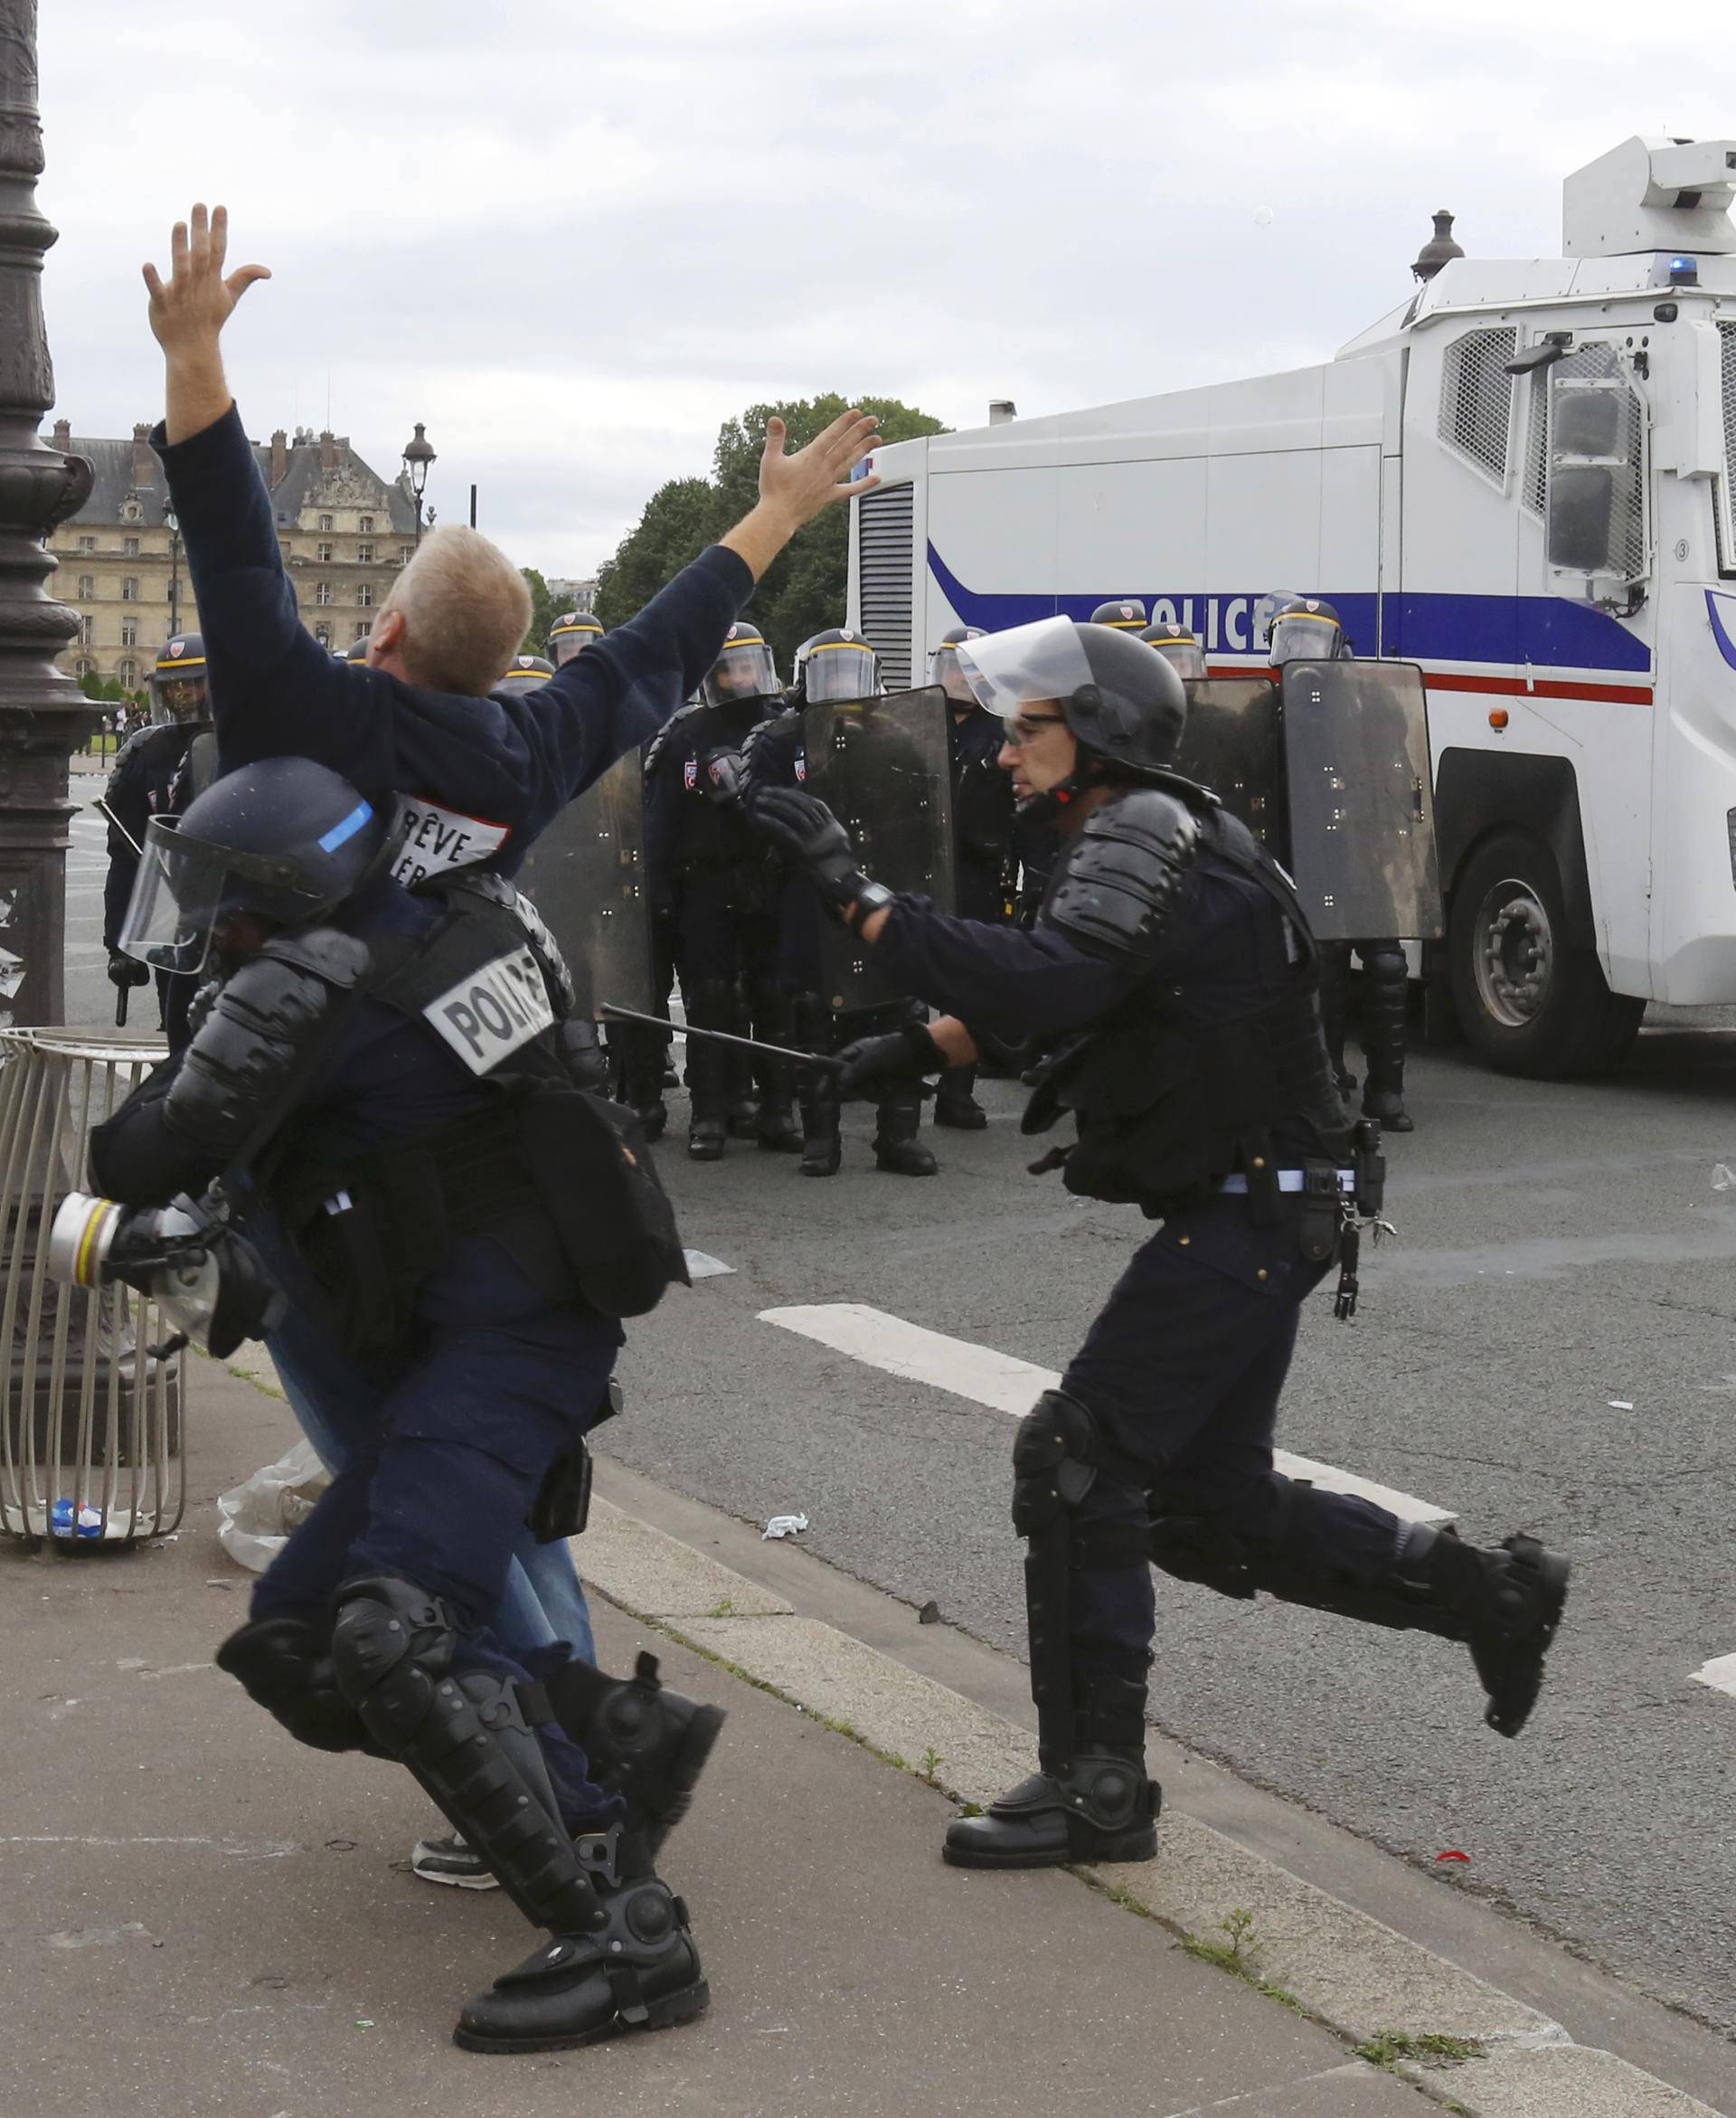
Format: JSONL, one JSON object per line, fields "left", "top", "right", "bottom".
{"left": 33, "top": 0, "right": 1736, "bottom": 582}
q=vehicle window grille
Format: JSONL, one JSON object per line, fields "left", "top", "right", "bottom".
{"left": 856, "top": 484, "right": 915, "bottom": 691}
{"left": 1522, "top": 368, "right": 1549, "bottom": 515}
{"left": 1438, "top": 326, "right": 1517, "bottom": 485}
{"left": 1718, "top": 322, "right": 1736, "bottom": 571}
{"left": 1547, "top": 342, "right": 1647, "bottom": 582}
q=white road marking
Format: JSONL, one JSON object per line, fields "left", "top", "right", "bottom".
{"left": 1690, "top": 1654, "right": 1736, "bottom": 1698}
{"left": 683, "top": 1249, "right": 733, "bottom": 1280}
{"left": 760, "top": 1301, "right": 1455, "bottom": 1526}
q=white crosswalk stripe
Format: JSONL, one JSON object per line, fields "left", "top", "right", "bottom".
{"left": 1690, "top": 1654, "right": 1736, "bottom": 1699}
{"left": 760, "top": 1301, "right": 1454, "bottom": 1526}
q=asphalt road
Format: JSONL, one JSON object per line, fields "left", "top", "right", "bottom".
{"left": 595, "top": 1022, "right": 1736, "bottom": 2040}
{"left": 51, "top": 798, "right": 1736, "bottom": 2037}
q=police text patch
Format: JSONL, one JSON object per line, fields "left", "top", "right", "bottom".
{"left": 423, "top": 946, "right": 555, "bottom": 1073}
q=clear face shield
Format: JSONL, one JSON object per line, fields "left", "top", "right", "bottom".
{"left": 152, "top": 673, "right": 209, "bottom": 724}
{"left": 702, "top": 637, "right": 778, "bottom": 708}
{"left": 929, "top": 641, "right": 982, "bottom": 705}
{"left": 803, "top": 641, "right": 880, "bottom": 705}
{"left": 1152, "top": 637, "right": 1207, "bottom": 681}
{"left": 118, "top": 818, "right": 325, "bottom": 978}
{"left": 551, "top": 626, "right": 602, "bottom": 667}
{"left": 1267, "top": 611, "right": 1344, "bottom": 667}
{"left": 953, "top": 615, "right": 1092, "bottom": 722}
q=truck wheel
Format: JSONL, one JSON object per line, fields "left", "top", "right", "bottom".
{"left": 1448, "top": 831, "right": 1643, "bottom": 1078}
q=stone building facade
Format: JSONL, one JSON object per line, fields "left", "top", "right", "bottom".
{"left": 48, "top": 420, "right": 423, "bottom": 689}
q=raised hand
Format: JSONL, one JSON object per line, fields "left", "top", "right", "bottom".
{"left": 756, "top": 408, "right": 882, "bottom": 532}
{"left": 143, "top": 203, "right": 271, "bottom": 356}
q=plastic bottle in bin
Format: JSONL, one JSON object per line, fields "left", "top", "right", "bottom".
{"left": 51, "top": 1498, "right": 104, "bottom": 1539}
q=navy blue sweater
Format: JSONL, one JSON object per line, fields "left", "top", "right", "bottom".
{"left": 151, "top": 407, "right": 752, "bottom": 875}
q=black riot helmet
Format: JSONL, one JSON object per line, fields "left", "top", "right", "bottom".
{"left": 1089, "top": 599, "right": 1147, "bottom": 631}
{"left": 957, "top": 617, "right": 1188, "bottom": 812}
{"left": 796, "top": 626, "right": 880, "bottom": 706}
{"left": 496, "top": 653, "right": 556, "bottom": 696}
{"left": 547, "top": 610, "right": 605, "bottom": 667}
{"left": 929, "top": 623, "right": 986, "bottom": 706}
{"left": 1264, "top": 594, "right": 1348, "bottom": 667}
{"left": 117, "top": 758, "right": 392, "bottom": 978}
{"left": 702, "top": 619, "right": 779, "bottom": 709}
{"left": 150, "top": 633, "right": 210, "bottom": 726}
{"left": 1138, "top": 619, "right": 1208, "bottom": 682}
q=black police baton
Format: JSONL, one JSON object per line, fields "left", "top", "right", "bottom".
{"left": 115, "top": 982, "right": 129, "bottom": 1029}
{"left": 599, "top": 1002, "right": 844, "bottom": 1074}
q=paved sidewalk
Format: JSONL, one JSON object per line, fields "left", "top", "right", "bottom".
{"left": 2, "top": 1365, "right": 1724, "bottom": 2116}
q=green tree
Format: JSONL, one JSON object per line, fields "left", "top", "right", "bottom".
{"left": 519, "top": 567, "right": 561, "bottom": 658}
{"left": 592, "top": 395, "right": 946, "bottom": 679}
{"left": 593, "top": 477, "right": 722, "bottom": 634}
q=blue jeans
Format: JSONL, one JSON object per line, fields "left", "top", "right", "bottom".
{"left": 266, "top": 1306, "right": 597, "bottom": 1664}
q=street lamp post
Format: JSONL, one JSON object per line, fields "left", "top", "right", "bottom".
{"left": 163, "top": 503, "right": 182, "bottom": 638}
{"left": 401, "top": 422, "right": 436, "bottom": 545}
{"left": 0, "top": 0, "right": 96, "bottom": 1029}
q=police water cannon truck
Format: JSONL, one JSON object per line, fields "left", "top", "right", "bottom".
{"left": 849, "top": 136, "right": 1736, "bottom": 1079}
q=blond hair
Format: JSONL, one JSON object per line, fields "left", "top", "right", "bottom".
{"left": 382, "top": 526, "right": 533, "bottom": 695}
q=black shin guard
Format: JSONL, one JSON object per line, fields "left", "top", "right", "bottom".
{"left": 216, "top": 1615, "right": 382, "bottom": 1757}
{"left": 330, "top": 1576, "right": 603, "bottom": 1934}
{"left": 1359, "top": 941, "right": 1412, "bottom": 1128}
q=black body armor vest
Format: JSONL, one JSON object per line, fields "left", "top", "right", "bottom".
{"left": 1023, "top": 807, "right": 1350, "bottom": 1214}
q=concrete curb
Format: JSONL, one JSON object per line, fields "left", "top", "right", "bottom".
{"left": 580, "top": 1495, "right": 1728, "bottom": 2118}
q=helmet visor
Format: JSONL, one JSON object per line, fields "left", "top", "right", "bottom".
{"left": 929, "top": 643, "right": 978, "bottom": 704}
{"left": 1268, "top": 611, "right": 1344, "bottom": 666}
{"left": 1152, "top": 638, "right": 1207, "bottom": 681}
{"left": 804, "top": 641, "right": 879, "bottom": 704}
{"left": 550, "top": 627, "right": 602, "bottom": 667}
{"left": 703, "top": 637, "right": 778, "bottom": 707}
{"left": 118, "top": 815, "right": 345, "bottom": 975}
{"left": 152, "top": 674, "right": 209, "bottom": 723}
{"left": 954, "top": 616, "right": 1092, "bottom": 720}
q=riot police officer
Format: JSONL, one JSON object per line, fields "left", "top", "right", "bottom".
{"left": 1138, "top": 619, "right": 1208, "bottom": 681}
{"left": 1266, "top": 595, "right": 1414, "bottom": 1131}
{"left": 1090, "top": 598, "right": 1147, "bottom": 631}
{"left": 750, "top": 629, "right": 936, "bottom": 1177}
{"left": 933, "top": 624, "right": 1010, "bottom": 1129}
{"left": 496, "top": 653, "right": 557, "bottom": 696}
{"left": 89, "top": 757, "right": 722, "bottom": 2051}
{"left": 101, "top": 632, "right": 211, "bottom": 1051}
{"left": 547, "top": 610, "right": 606, "bottom": 666}
{"left": 750, "top": 615, "right": 1570, "bottom": 1871}
{"left": 645, "top": 621, "right": 800, "bottom": 1158}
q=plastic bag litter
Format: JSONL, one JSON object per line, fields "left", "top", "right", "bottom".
{"left": 217, "top": 1440, "right": 331, "bottom": 1573}
{"left": 762, "top": 1513, "right": 809, "bottom": 1541}
{"left": 1714, "top": 1165, "right": 1736, "bottom": 1191}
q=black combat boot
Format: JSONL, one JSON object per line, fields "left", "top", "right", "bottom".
{"left": 723, "top": 1000, "right": 760, "bottom": 1138}
{"left": 1358, "top": 941, "right": 1414, "bottom": 1132}
{"left": 934, "top": 1062, "right": 988, "bottom": 1130}
{"left": 684, "top": 983, "right": 731, "bottom": 1160}
{"left": 873, "top": 1083, "right": 938, "bottom": 1176}
{"left": 547, "top": 1650, "right": 725, "bottom": 1857}
{"left": 619, "top": 1026, "right": 667, "bottom": 1142}
{"left": 754, "top": 1064, "right": 803, "bottom": 1153}
{"left": 1397, "top": 1525, "right": 1569, "bottom": 1736}
{"left": 453, "top": 1827, "right": 706, "bottom": 2055}
{"left": 944, "top": 1658, "right": 1158, "bottom": 1869}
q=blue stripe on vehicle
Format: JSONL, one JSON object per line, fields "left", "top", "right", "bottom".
{"left": 926, "top": 545, "right": 1654, "bottom": 676}
{"left": 1707, "top": 590, "right": 1736, "bottom": 673}
{"left": 318, "top": 800, "right": 373, "bottom": 852}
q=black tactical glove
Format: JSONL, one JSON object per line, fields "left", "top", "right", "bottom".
{"left": 108, "top": 950, "right": 150, "bottom": 989}
{"left": 749, "top": 789, "right": 892, "bottom": 924}
{"left": 835, "top": 1021, "right": 945, "bottom": 1100}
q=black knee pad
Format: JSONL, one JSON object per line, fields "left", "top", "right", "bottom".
{"left": 1011, "top": 1389, "right": 1099, "bottom": 1536}
{"left": 216, "top": 1615, "right": 385, "bottom": 1755}
{"left": 1147, "top": 1508, "right": 1259, "bottom": 1599}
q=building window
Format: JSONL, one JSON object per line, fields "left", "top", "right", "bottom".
{"left": 120, "top": 576, "right": 138, "bottom": 600}
{"left": 399, "top": 544, "right": 414, "bottom": 563}
{"left": 316, "top": 541, "right": 334, "bottom": 562}
{"left": 118, "top": 658, "right": 137, "bottom": 686}
{"left": 76, "top": 572, "right": 94, "bottom": 599}
{"left": 121, "top": 618, "right": 138, "bottom": 648}
{"left": 76, "top": 614, "right": 91, "bottom": 644}
{"left": 359, "top": 514, "right": 374, "bottom": 533}
{"left": 76, "top": 534, "right": 95, "bottom": 554}
{"left": 354, "top": 620, "right": 373, "bottom": 641}
{"left": 356, "top": 542, "right": 374, "bottom": 563}
{"left": 315, "top": 582, "right": 332, "bottom": 607}
{"left": 315, "top": 622, "right": 332, "bottom": 647}
{"left": 356, "top": 582, "right": 373, "bottom": 609}
{"left": 317, "top": 514, "right": 333, "bottom": 532}
{"left": 123, "top": 534, "right": 140, "bottom": 557}
{"left": 74, "top": 657, "right": 94, "bottom": 679}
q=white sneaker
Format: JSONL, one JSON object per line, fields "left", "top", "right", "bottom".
{"left": 410, "top": 1830, "right": 499, "bottom": 1890}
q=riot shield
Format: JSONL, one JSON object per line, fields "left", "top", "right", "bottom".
{"left": 804, "top": 686, "right": 956, "bottom": 1012}
{"left": 1173, "top": 678, "right": 1283, "bottom": 851}
{"left": 517, "top": 749, "right": 655, "bottom": 1017}
{"left": 1279, "top": 661, "right": 1442, "bottom": 942}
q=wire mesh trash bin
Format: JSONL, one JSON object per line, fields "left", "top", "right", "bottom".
{"left": 0, "top": 1028, "right": 187, "bottom": 1546}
